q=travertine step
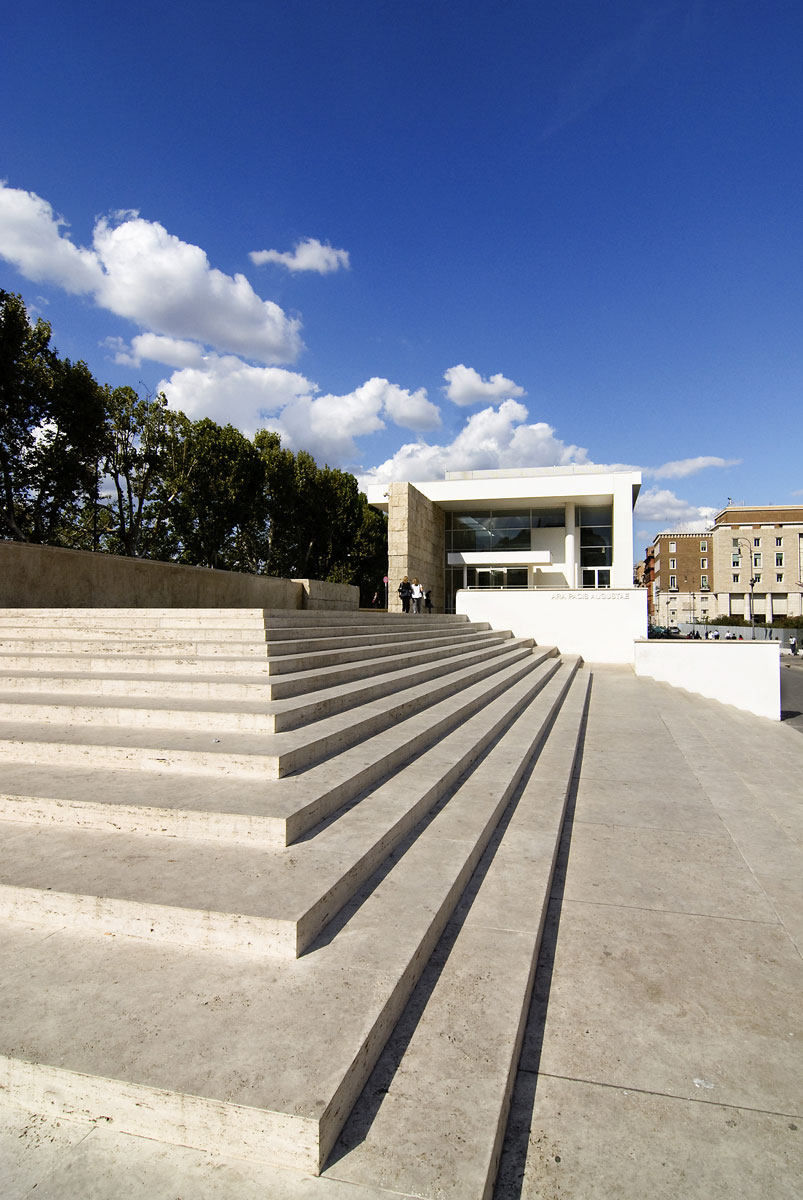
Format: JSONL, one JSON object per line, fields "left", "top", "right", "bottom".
{"left": 330, "top": 668, "right": 591, "bottom": 1199}
{"left": 0, "top": 649, "right": 558, "bottom": 846}
{"left": 0, "top": 630, "right": 508, "bottom": 702}
{"left": 0, "top": 633, "right": 519, "bottom": 733}
{"left": 0, "top": 641, "right": 539, "bottom": 778}
{"left": 0, "top": 624, "right": 485, "bottom": 655}
{"left": 0, "top": 607, "right": 473, "bottom": 629}
{"left": 0, "top": 626, "right": 502, "bottom": 679}
{"left": 0, "top": 664, "right": 587, "bottom": 1176}
{"left": 0, "top": 658, "right": 575, "bottom": 956}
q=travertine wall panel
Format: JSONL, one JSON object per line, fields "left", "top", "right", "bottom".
{"left": 0, "top": 542, "right": 357, "bottom": 611}
{"left": 387, "top": 483, "right": 445, "bottom": 613}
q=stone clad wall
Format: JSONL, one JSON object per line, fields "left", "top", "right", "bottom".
{"left": 387, "top": 482, "right": 445, "bottom": 613}
{"left": 0, "top": 541, "right": 358, "bottom": 611}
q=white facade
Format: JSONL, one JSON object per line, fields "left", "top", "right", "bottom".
{"left": 368, "top": 466, "right": 646, "bottom": 663}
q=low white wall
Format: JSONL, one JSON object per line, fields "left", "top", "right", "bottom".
{"left": 634, "top": 640, "right": 781, "bottom": 720}
{"left": 455, "top": 588, "right": 647, "bottom": 664}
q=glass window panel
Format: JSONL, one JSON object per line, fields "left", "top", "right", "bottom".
{"left": 491, "top": 527, "right": 531, "bottom": 549}
{"left": 532, "top": 507, "right": 565, "bottom": 527}
{"left": 506, "top": 568, "right": 529, "bottom": 587}
{"left": 578, "top": 505, "right": 612, "bottom": 526}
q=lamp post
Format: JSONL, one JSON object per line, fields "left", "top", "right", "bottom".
{"left": 736, "top": 538, "right": 754, "bottom": 636}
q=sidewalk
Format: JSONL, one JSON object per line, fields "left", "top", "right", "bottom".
{"left": 1, "top": 667, "right": 800, "bottom": 1199}
{"left": 497, "top": 666, "right": 802, "bottom": 1199}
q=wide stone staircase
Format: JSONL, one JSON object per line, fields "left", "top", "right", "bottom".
{"left": 0, "top": 607, "right": 590, "bottom": 1198}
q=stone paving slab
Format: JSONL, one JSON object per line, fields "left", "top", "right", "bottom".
{"left": 497, "top": 667, "right": 803, "bottom": 1200}
{"left": 499, "top": 1075, "right": 802, "bottom": 1200}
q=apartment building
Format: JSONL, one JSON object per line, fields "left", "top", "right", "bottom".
{"left": 710, "top": 505, "right": 803, "bottom": 623}
{"left": 646, "top": 532, "right": 714, "bottom": 627}
{"left": 646, "top": 505, "right": 803, "bottom": 626}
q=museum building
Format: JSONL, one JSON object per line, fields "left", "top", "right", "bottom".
{"left": 366, "top": 465, "right": 645, "bottom": 663}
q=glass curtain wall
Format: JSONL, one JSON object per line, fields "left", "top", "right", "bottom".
{"left": 444, "top": 507, "right": 565, "bottom": 610}
{"left": 578, "top": 505, "right": 612, "bottom": 588}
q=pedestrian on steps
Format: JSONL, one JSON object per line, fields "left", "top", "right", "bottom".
{"left": 398, "top": 576, "right": 412, "bottom": 613}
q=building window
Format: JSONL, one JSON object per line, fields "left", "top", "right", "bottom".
{"left": 753, "top": 553, "right": 762, "bottom": 568}
{"left": 754, "top": 537, "right": 760, "bottom": 547}
{"left": 579, "top": 505, "right": 612, "bottom": 589}
{"left": 775, "top": 552, "right": 784, "bottom": 567}
{"left": 732, "top": 553, "right": 741, "bottom": 567}
{"left": 732, "top": 574, "right": 740, "bottom": 583}
{"left": 754, "top": 574, "right": 761, "bottom": 583}
{"left": 776, "top": 537, "right": 782, "bottom": 546}
{"left": 669, "top": 575, "right": 677, "bottom": 589}
{"left": 700, "top": 558, "right": 707, "bottom": 569}
{"left": 669, "top": 558, "right": 676, "bottom": 569}
{"left": 701, "top": 575, "right": 708, "bottom": 589}
{"left": 669, "top": 541, "right": 676, "bottom": 552}
{"left": 700, "top": 541, "right": 707, "bottom": 552}
{"left": 777, "top": 574, "right": 784, "bottom": 582}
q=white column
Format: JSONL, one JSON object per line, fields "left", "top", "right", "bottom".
{"left": 611, "top": 477, "right": 635, "bottom": 588}
{"left": 564, "top": 502, "right": 576, "bottom": 588}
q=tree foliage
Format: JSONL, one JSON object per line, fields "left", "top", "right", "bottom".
{"left": 0, "top": 290, "right": 388, "bottom": 592}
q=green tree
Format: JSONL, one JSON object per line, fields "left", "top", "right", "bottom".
{"left": 99, "top": 387, "right": 181, "bottom": 557}
{"left": 164, "top": 419, "right": 268, "bottom": 569}
{"left": 0, "top": 290, "right": 105, "bottom": 545}
{"left": 351, "top": 499, "right": 389, "bottom": 604}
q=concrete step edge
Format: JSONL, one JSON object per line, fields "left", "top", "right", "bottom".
{"left": 0, "top": 640, "right": 541, "bottom": 736}
{"left": 0, "top": 645, "right": 542, "bottom": 780}
{"left": 326, "top": 667, "right": 591, "bottom": 1196}
{"left": 0, "top": 660, "right": 571, "bottom": 957}
{"left": 0, "top": 663, "right": 583, "bottom": 1175}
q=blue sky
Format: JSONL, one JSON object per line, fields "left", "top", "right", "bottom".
{"left": 1, "top": 0, "right": 801, "bottom": 552}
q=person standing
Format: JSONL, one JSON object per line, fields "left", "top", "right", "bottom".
{"left": 411, "top": 578, "right": 424, "bottom": 614}
{"left": 398, "top": 575, "right": 412, "bottom": 613}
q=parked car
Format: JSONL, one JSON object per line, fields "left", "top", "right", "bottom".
{"left": 665, "top": 626, "right": 681, "bottom": 636}
{"left": 648, "top": 625, "right": 666, "bottom": 638}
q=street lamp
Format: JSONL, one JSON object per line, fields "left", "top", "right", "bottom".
{"left": 735, "top": 538, "right": 755, "bottom": 636}
{"left": 748, "top": 575, "right": 758, "bottom": 639}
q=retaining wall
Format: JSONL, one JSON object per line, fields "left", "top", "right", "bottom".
{"left": 0, "top": 541, "right": 358, "bottom": 611}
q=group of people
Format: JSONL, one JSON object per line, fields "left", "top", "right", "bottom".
{"left": 398, "top": 576, "right": 432, "bottom": 614}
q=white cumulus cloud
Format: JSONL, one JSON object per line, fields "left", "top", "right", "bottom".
{"left": 647, "top": 455, "right": 741, "bottom": 480}
{"left": 250, "top": 237, "right": 350, "bottom": 274}
{"left": 0, "top": 183, "right": 103, "bottom": 294}
{"left": 258, "top": 377, "right": 440, "bottom": 463}
{"left": 0, "top": 183, "right": 302, "bottom": 364}
{"left": 156, "top": 361, "right": 441, "bottom": 463}
{"left": 359, "top": 400, "right": 589, "bottom": 488}
{"left": 635, "top": 486, "right": 718, "bottom": 531}
{"left": 443, "top": 364, "right": 526, "bottom": 407}
{"left": 158, "top": 357, "right": 316, "bottom": 431}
